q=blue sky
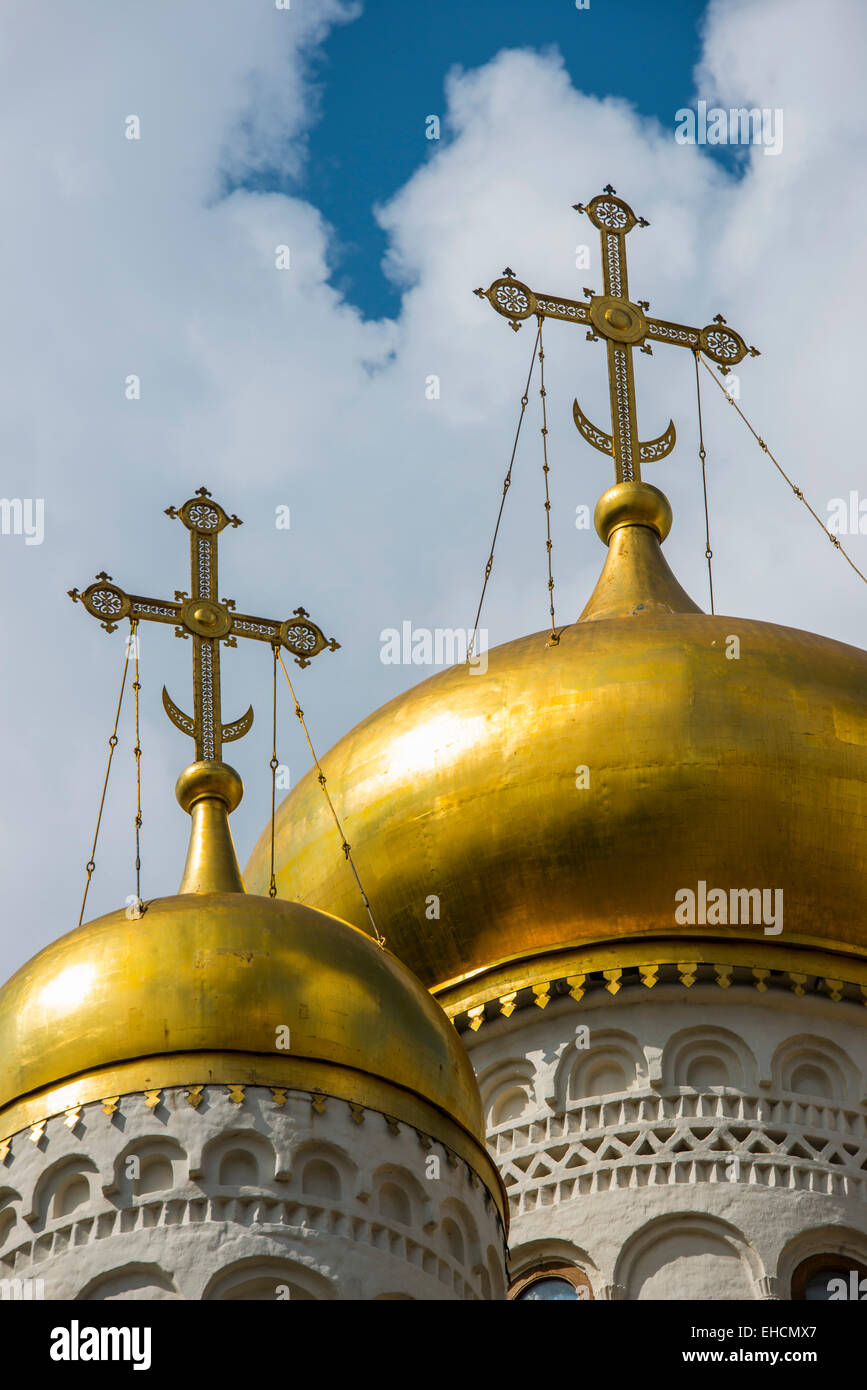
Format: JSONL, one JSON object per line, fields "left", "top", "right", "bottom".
{"left": 249, "top": 0, "right": 719, "bottom": 319}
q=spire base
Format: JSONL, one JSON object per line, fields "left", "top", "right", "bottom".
{"left": 579, "top": 482, "right": 703, "bottom": 622}
{"left": 176, "top": 761, "right": 245, "bottom": 895}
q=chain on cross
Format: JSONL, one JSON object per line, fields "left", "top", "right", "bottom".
{"left": 69, "top": 487, "right": 339, "bottom": 764}
{"left": 475, "top": 185, "right": 759, "bottom": 484}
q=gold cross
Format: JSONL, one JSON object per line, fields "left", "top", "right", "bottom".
{"left": 475, "top": 186, "right": 759, "bottom": 483}
{"left": 69, "top": 487, "right": 339, "bottom": 764}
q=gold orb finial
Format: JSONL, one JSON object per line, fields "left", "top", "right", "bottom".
{"left": 594, "top": 481, "right": 673, "bottom": 545}
{"left": 175, "top": 759, "right": 243, "bottom": 814}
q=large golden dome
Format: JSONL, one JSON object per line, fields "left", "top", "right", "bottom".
{"left": 246, "top": 484, "right": 867, "bottom": 1007}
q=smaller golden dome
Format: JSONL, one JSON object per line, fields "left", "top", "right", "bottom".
{"left": 0, "top": 893, "right": 484, "bottom": 1141}
{"left": 0, "top": 761, "right": 503, "bottom": 1215}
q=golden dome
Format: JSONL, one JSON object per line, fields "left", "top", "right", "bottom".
{"left": 246, "top": 484, "right": 867, "bottom": 1004}
{"left": 0, "top": 764, "right": 502, "bottom": 1212}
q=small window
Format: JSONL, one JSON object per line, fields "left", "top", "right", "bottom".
{"left": 510, "top": 1262, "right": 593, "bottom": 1301}
{"left": 791, "top": 1254, "right": 867, "bottom": 1300}
{"left": 515, "top": 1277, "right": 580, "bottom": 1301}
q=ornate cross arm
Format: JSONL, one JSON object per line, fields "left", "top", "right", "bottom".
{"left": 68, "top": 576, "right": 338, "bottom": 667}
{"left": 474, "top": 187, "right": 760, "bottom": 484}
{"left": 69, "top": 488, "right": 339, "bottom": 764}
{"left": 474, "top": 278, "right": 756, "bottom": 370}
{"left": 67, "top": 575, "right": 181, "bottom": 634}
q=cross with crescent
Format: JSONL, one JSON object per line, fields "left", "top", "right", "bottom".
{"left": 475, "top": 186, "right": 759, "bottom": 483}
{"left": 69, "top": 487, "right": 339, "bottom": 764}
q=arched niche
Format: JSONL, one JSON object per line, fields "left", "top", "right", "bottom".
{"left": 202, "top": 1257, "right": 336, "bottom": 1302}
{"left": 200, "top": 1129, "right": 275, "bottom": 1189}
{"left": 615, "top": 1213, "right": 762, "bottom": 1301}
{"left": 478, "top": 1058, "right": 536, "bottom": 1129}
{"left": 372, "top": 1163, "right": 430, "bottom": 1230}
{"left": 77, "top": 1263, "right": 179, "bottom": 1301}
{"left": 662, "top": 1026, "right": 756, "bottom": 1092}
{"left": 113, "top": 1136, "right": 187, "bottom": 1199}
{"left": 771, "top": 1037, "right": 858, "bottom": 1105}
{"left": 31, "top": 1156, "right": 98, "bottom": 1228}
{"left": 551, "top": 1030, "right": 644, "bottom": 1109}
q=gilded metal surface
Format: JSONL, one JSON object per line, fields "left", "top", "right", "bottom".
{"left": 475, "top": 186, "right": 760, "bottom": 483}
{"left": 0, "top": 893, "right": 488, "bottom": 1151}
{"left": 432, "top": 940, "right": 867, "bottom": 1022}
{"left": 69, "top": 487, "right": 339, "bottom": 763}
{"left": 247, "top": 511, "right": 867, "bottom": 990}
{"left": 174, "top": 762, "right": 246, "bottom": 894}
{"left": 579, "top": 485, "right": 700, "bottom": 621}
{"left": 0, "top": 1054, "right": 505, "bottom": 1223}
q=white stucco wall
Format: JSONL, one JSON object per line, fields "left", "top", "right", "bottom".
{"left": 0, "top": 1084, "right": 506, "bottom": 1301}
{"left": 464, "top": 980, "right": 867, "bottom": 1300}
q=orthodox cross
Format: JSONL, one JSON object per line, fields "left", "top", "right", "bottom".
{"left": 475, "top": 186, "right": 759, "bottom": 483}
{"left": 69, "top": 487, "right": 339, "bottom": 763}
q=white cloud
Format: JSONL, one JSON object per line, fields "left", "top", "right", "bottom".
{"left": 0, "top": 0, "right": 864, "bottom": 981}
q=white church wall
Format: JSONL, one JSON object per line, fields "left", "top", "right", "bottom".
{"left": 0, "top": 1084, "right": 507, "bottom": 1301}
{"left": 465, "top": 982, "right": 867, "bottom": 1300}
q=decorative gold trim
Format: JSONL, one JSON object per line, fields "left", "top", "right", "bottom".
{"left": 434, "top": 930, "right": 867, "bottom": 998}
{"left": 677, "top": 962, "right": 698, "bottom": 988}
{"left": 438, "top": 939, "right": 867, "bottom": 1027}
{"left": 0, "top": 1052, "right": 506, "bottom": 1227}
